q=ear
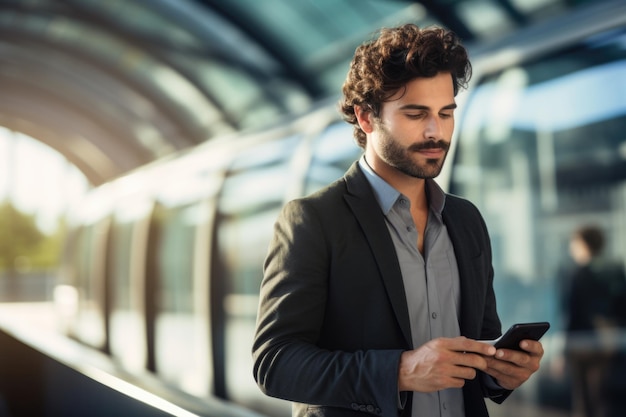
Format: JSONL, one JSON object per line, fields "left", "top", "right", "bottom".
{"left": 354, "top": 105, "right": 375, "bottom": 134}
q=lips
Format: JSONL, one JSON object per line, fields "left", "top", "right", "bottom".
{"left": 409, "top": 141, "right": 450, "bottom": 157}
{"left": 418, "top": 148, "right": 446, "bottom": 158}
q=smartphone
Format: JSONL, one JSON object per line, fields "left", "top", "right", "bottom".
{"left": 485, "top": 322, "right": 550, "bottom": 351}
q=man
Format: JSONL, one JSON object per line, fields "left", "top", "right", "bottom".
{"left": 252, "top": 24, "right": 543, "bottom": 417}
{"left": 562, "top": 225, "right": 626, "bottom": 417}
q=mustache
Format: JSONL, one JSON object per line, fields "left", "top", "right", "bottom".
{"left": 408, "top": 140, "right": 450, "bottom": 152}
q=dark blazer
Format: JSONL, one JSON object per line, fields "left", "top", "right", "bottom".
{"left": 253, "top": 162, "right": 509, "bottom": 417}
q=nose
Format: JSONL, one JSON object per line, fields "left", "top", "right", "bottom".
{"left": 424, "top": 115, "right": 443, "bottom": 140}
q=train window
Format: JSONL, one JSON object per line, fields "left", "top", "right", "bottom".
{"left": 150, "top": 201, "right": 213, "bottom": 397}
{"left": 304, "top": 122, "right": 361, "bottom": 195}
{"left": 215, "top": 136, "right": 299, "bottom": 416}
{"left": 451, "top": 28, "right": 626, "bottom": 412}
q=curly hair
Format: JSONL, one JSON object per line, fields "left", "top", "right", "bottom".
{"left": 339, "top": 24, "right": 472, "bottom": 147}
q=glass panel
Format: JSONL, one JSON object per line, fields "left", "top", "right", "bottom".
{"left": 217, "top": 136, "right": 301, "bottom": 416}
{"left": 226, "top": 0, "right": 433, "bottom": 96}
{"left": 108, "top": 219, "right": 146, "bottom": 372}
{"left": 152, "top": 202, "right": 212, "bottom": 396}
{"left": 304, "top": 121, "right": 361, "bottom": 195}
{"left": 451, "top": 28, "right": 626, "bottom": 415}
{"left": 75, "top": 222, "right": 107, "bottom": 349}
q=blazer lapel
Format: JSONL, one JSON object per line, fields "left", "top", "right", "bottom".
{"left": 442, "top": 202, "right": 484, "bottom": 339}
{"left": 342, "top": 162, "right": 413, "bottom": 347}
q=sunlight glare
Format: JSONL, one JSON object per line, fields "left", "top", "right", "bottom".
{"left": 0, "top": 127, "right": 90, "bottom": 234}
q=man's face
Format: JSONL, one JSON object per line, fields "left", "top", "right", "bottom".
{"left": 367, "top": 72, "right": 456, "bottom": 179}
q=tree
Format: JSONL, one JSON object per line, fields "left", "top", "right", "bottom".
{"left": 0, "top": 201, "right": 45, "bottom": 281}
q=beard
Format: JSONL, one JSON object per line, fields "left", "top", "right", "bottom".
{"left": 377, "top": 124, "right": 450, "bottom": 179}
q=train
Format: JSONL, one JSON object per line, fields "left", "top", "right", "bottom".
{"left": 56, "top": 1, "right": 626, "bottom": 415}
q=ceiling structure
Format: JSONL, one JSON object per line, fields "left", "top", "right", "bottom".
{"left": 0, "top": 0, "right": 599, "bottom": 185}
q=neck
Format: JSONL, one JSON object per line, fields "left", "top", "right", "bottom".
{"left": 364, "top": 155, "right": 428, "bottom": 210}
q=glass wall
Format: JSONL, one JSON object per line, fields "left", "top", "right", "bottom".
{"left": 108, "top": 215, "right": 148, "bottom": 373}
{"left": 74, "top": 222, "right": 108, "bottom": 349}
{"left": 304, "top": 122, "right": 361, "bottom": 195}
{"left": 151, "top": 201, "right": 213, "bottom": 396}
{"left": 216, "top": 134, "right": 303, "bottom": 417}
{"left": 452, "top": 28, "right": 626, "bottom": 414}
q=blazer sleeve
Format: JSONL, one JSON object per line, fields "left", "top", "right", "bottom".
{"left": 252, "top": 197, "right": 404, "bottom": 416}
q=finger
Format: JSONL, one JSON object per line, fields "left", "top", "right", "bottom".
{"left": 495, "top": 344, "right": 542, "bottom": 366}
{"left": 491, "top": 349, "right": 541, "bottom": 377}
{"left": 454, "top": 337, "right": 497, "bottom": 356}
{"left": 495, "top": 347, "right": 525, "bottom": 362}
{"left": 454, "top": 365, "right": 478, "bottom": 381}
{"left": 519, "top": 340, "right": 544, "bottom": 356}
{"left": 453, "top": 351, "right": 491, "bottom": 372}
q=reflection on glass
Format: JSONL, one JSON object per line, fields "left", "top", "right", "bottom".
{"left": 305, "top": 122, "right": 360, "bottom": 195}
{"left": 453, "top": 28, "right": 626, "bottom": 415}
{"left": 217, "top": 137, "right": 298, "bottom": 417}
{"left": 152, "top": 203, "right": 212, "bottom": 396}
{"left": 75, "top": 224, "right": 107, "bottom": 349}
{"left": 109, "top": 219, "right": 146, "bottom": 372}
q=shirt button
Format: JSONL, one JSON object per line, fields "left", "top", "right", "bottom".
{"left": 443, "top": 402, "right": 447, "bottom": 410}
{"left": 431, "top": 312, "right": 437, "bottom": 319}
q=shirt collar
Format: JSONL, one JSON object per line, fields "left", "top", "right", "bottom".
{"left": 358, "top": 155, "right": 446, "bottom": 216}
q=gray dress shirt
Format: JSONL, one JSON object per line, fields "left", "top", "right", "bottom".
{"left": 359, "top": 157, "right": 465, "bottom": 417}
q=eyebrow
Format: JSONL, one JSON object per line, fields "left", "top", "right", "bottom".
{"left": 399, "top": 103, "right": 457, "bottom": 111}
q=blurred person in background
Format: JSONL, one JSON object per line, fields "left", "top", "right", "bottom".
{"left": 562, "top": 225, "right": 626, "bottom": 417}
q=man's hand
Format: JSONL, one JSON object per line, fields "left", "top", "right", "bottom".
{"left": 398, "top": 337, "right": 497, "bottom": 393}
{"left": 484, "top": 340, "right": 544, "bottom": 390}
